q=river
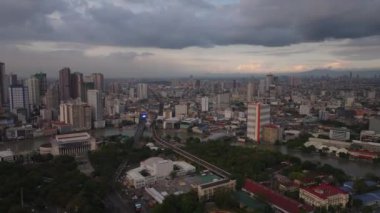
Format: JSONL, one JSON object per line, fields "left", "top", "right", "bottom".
{"left": 2, "top": 127, "right": 380, "bottom": 178}
{"left": 0, "top": 127, "right": 141, "bottom": 155}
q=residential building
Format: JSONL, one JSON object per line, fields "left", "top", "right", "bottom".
{"left": 25, "top": 76, "right": 40, "bottom": 107}
{"left": 70, "top": 72, "right": 83, "bottom": 100}
{"left": 299, "top": 184, "right": 349, "bottom": 208}
{"left": 87, "top": 89, "right": 105, "bottom": 128}
{"left": 201, "top": 96, "right": 209, "bottom": 112}
{"left": 92, "top": 73, "right": 104, "bottom": 92}
{"left": 59, "top": 67, "right": 71, "bottom": 101}
{"left": 137, "top": 83, "right": 148, "bottom": 100}
{"left": 59, "top": 101, "right": 92, "bottom": 131}
{"left": 247, "top": 82, "right": 255, "bottom": 102}
{"left": 34, "top": 72, "right": 47, "bottom": 95}
{"left": 216, "top": 93, "right": 230, "bottom": 109}
{"left": 247, "top": 102, "right": 270, "bottom": 143}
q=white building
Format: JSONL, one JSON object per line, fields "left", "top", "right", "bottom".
{"left": 247, "top": 103, "right": 270, "bottom": 143}
{"left": 329, "top": 128, "right": 350, "bottom": 141}
{"left": 0, "top": 149, "right": 14, "bottom": 162}
{"left": 201, "top": 96, "right": 209, "bottom": 112}
{"left": 59, "top": 101, "right": 92, "bottom": 131}
{"left": 126, "top": 157, "right": 195, "bottom": 188}
{"left": 129, "top": 87, "right": 135, "bottom": 99}
{"left": 25, "top": 76, "right": 40, "bottom": 107}
{"left": 46, "top": 132, "right": 97, "bottom": 156}
{"left": 137, "top": 83, "right": 148, "bottom": 100}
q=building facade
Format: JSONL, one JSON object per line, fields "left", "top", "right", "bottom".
{"left": 25, "top": 76, "right": 40, "bottom": 107}
{"left": 59, "top": 67, "right": 71, "bottom": 101}
{"left": 49, "top": 132, "right": 97, "bottom": 156}
{"left": 59, "top": 101, "right": 92, "bottom": 131}
{"left": 299, "top": 184, "right": 349, "bottom": 208}
{"left": 247, "top": 102, "right": 270, "bottom": 143}
{"left": 137, "top": 83, "right": 148, "bottom": 100}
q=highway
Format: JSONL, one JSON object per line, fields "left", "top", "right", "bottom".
{"left": 151, "top": 124, "right": 231, "bottom": 179}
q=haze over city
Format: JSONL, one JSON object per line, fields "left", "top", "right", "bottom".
{"left": 1, "top": 0, "right": 380, "bottom": 77}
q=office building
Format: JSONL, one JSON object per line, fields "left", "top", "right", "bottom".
{"left": 70, "top": 72, "right": 83, "bottom": 100}
{"left": 201, "top": 96, "right": 209, "bottom": 112}
{"left": 92, "top": 73, "right": 104, "bottom": 92}
{"left": 137, "top": 83, "right": 148, "bottom": 100}
{"left": 59, "top": 67, "right": 71, "bottom": 101}
{"left": 25, "top": 76, "right": 40, "bottom": 107}
{"left": 247, "top": 102, "right": 270, "bottom": 143}
{"left": 82, "top": 78, "right": 95, "bottom": 102}
{"left": 87, "top": 89, "right": 105, "bottom": 128}
{"left": 59, "top": 101, "right": 92, "bottom": 131}
{"left": 34, "top": 72, "right": 47, "bottom": 95}
{"left": 8, "top": 73, "right": 18, "bottom": 86}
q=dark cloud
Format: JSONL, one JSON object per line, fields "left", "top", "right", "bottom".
{"left": 0, "top": 0, "right": 379, "bottom": 48}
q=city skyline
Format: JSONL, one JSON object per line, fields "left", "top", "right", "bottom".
{"left": 1, "top": 0, "right": 380, "bottom": 78}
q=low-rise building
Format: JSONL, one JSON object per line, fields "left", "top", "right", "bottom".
{"left": 299, "top": 184, "right": 349, "bottom": 208}
{"left": 329, "top": 128, "right": 350, "bottom": 141}
{"left": 0, "top": 149, "right": 14, "bottom": 162}
{"left": 126, "top": 157, "right": 195, "bottom": 188}
{"left": 197, "top": 179, "right": 236, "bottom": 201}
{"left": 46, "top": 132, "right": 97, "bottom": 156}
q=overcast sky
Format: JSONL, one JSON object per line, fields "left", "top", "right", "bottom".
{"left": 1, "top": 0, "right": 380, "bottom": 78}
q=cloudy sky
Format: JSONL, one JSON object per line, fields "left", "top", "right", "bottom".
{"left": 1, "top": 0, "right": 380, "bottom": 78}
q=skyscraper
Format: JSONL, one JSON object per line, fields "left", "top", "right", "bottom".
{"left": 25, "top": 77, "right": 40, "bottom": 107}
{"left": 59, "top": 67, "right": 71, "bottom": 102}
{"left": 70, "top": 72, "right": 83, "bottom": 100}
{"left": 247, "top": 102, "right": 270, "bottom": 143}
{"left": 92, "top": 73, "right": 104, "bottom": 92}
{"left": 0, "top": 62, "right": 5, "bottom": 106}
{"left": 8, "top": 73, "right": 18, "bottom": 86}
{"left": 201, "top": 96, "right": 209, "bottom": 112}
{"left": 34, "top": 72, "right": 47, "bottom": 96}
{"left": 45, "top": 83, "right": 59, "bottom": 110}
{"left": 59, "top": 101, "right": 92, "bottom": 131}
{"left": 9, "top": 85, "right": 30, "bottom": 118}
{"left": 247, "top": 82, "right": 255, "bottom": 102}
{"left": 137, "top": 83, "right": 148, "bottom": 100}
{"left": 87, "top": 89, "right": 103, "bottom": 121}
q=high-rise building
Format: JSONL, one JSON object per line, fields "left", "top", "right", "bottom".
{"left": 0, "top": 62, "right": 5, "bottom": 106}
{"left": 137, "top": 83, "right": 148, "bottom": 100}
{"left": 59, "top": 101, "right": 92, "bottom": 131}
{"left": 34, "top": 72, "right": 47, "bottom": 96}
{"left": 70, "top": 72, "right": 83, "bottom": 100}
{"left": 201, "top": 96, "right": 209, "bottom": 112}
{"left": 247, "top": 103, "right": 270, "bottom": 143}
{"left": 247, "top": 82, "right": 255, "bottom": 102}
{"left": 92, "top": 73, "right": 104, "bottom": 92}
{"left": 216, "top": 93, "right": 230, "bottom": 109}
{"left": 87, "top": 89, "right": 104, "bottom": 121}
{"left": 25, "top": 77, "right": 40, "bottom": 107}
{"left": 59, "top": 67, "right": 71, "bottom": 101}
{"left": 129, "top": 87, "right": 135, "bottom": 99}
{"left": 8, "top": 73, "right": 18, "bottom": 86}
{"left": 45, "top": 83, "right": 59, "bottom": 110}
{"left": 9, "top": 85, "right": 30, "bottom": 117}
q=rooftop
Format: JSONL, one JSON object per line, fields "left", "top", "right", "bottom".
{"left": 302, "top": 184, "right": 347, "bottom": 200}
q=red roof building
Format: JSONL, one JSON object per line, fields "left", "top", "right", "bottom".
{"left": 299, "top": 183, "right": 349, "bottom": 208}
{"left": 243, "top": 179, "right": 313, "bottom": 213}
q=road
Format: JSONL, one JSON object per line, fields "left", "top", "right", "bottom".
{"left": 151, "top": 123, "right": 231, "bottom": 179}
